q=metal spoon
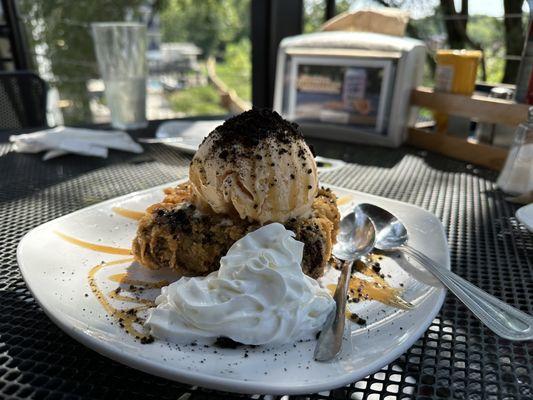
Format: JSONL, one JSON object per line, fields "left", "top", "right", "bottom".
{"left": 359, "top": 203, "right": 533, "bottom": 341}
{"left": 314, "top": 206, "right": 376, "bottom": 362}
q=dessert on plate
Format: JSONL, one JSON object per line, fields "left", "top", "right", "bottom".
{"left": 132, "top": 109, "right": 340, "bottom": 279}
{"left": 131, "top": 109, "right": 341, "bottom": 346}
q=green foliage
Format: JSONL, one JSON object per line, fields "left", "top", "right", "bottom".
{"left": 303, "top": 0, "right": 352, "bottom": 33}
{"left": 467, "top": 16, "right": 506, "bottom": 84}
{"left": 303, "top": 0, "right": 326, "bottom": 33}
{"left": 224, "top": 38, "right": 251, "bottom": 71}
{"left": 18, "top": 0, "right": 144, "bottom": 124}
{"left": 160, "top": 0, "right": 250, "bottom": 57}
{"left": 167, "top": 39, "right": 251, "bottom": 116}
{"left": 410, "top": 9, "right": 445, "bottom": 40}
{"left": 161, "top": 1, "right": 251, "bottom": 114}
{"left": 216, "top": 39, "right": 251, "bottom": 101}
{"left": 168, "top": 84, "right": 226, "bottom": 116}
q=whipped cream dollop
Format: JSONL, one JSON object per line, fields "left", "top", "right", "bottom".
{"left": 145, "top": 223, "right": 334, "bottom": 346}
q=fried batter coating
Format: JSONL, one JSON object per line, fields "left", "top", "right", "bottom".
{"left": 132, "top": 182, "right": 339, "bottom": 278}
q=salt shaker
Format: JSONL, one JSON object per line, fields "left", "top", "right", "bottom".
{"left": 496, "top": 107, "right": 533, "bottom": 195}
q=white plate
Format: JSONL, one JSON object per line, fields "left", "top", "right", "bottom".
{"left": 156, "top": 120, "right": 223, "bottom": 153}
{"left": 17, "top": 180, "right": 448, "bottom": 395}
{"left": 516, "top": 203, "right": 533, "bottom": 232}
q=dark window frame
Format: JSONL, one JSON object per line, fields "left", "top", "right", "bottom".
{"left": 1, "top": 0, "right": 31, "bottom": 70}
{"left": 251, "top": 0, "right": 337, "bottom": 109}
{"left": 251, "top": 0, "right": 303, "bottom": 109}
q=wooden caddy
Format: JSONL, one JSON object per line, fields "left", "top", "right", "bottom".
{"left": 407, "top": 87, "right": 529, "bottom": 171}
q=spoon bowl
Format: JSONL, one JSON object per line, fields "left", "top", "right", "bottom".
{"left": 359, "top": 203, "right": 408, "bottom": 251}
{"left": 332, "top": 206, "right": 376, "bottom": 261}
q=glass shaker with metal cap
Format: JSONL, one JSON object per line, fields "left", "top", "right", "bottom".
{"left": 496, "top": 107, "right": 533, "bottom": 195}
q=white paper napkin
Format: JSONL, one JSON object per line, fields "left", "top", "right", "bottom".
{"left": 9, "top": 126, "right": 144, "bottom": 160}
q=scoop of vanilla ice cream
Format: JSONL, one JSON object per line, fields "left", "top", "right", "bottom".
{"left": 189, "top": 109, "right": 318, "bottom": 223}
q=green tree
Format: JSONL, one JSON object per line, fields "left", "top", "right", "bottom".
{"left": 19, "top": 0, "right": 145, "bottom": 125}
{"left": 216, "top": 38, "right": 252, "bottom": 101}
{"left": 160, "top": 0, "right": 250, "bottom": 57}
{"left": 303, "top": 0, "right": 352, "bottom": 33}
{"left": 467, "top": 16, "right": 506, "bottom": 83}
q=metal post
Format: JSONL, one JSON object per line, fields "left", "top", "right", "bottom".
{"left": 325, "top": 0, "right": 336, "bottom": 21}
{"left": 252, "top": 0, "right": 303, "bottom": 109}
{"left": 1, "top": 0, "right": 31, "bottom": 70}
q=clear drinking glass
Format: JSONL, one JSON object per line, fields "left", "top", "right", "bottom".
{"left": 91, "top": 22, "right": 148, "bottom": 129}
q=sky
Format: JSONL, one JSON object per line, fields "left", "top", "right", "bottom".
{"left": 463, "top": 0, "right": 529, "bottom": 16}
{"left": 348, "top": 0, "right": 530, "bottom": 19}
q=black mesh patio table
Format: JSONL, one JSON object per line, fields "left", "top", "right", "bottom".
{"left": 0, "top": 126, "right": 531, "bottom": 400}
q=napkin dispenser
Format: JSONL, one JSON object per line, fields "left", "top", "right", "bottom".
{"left": 274, "top": 31, "right": 426, "bottom": 147}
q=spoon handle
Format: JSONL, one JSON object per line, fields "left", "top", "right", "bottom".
{"left": 314, "top": 260, "right": 353, "bottom": 361}
{"left": 402, "top": 245, "right": 533, "bottom": 341}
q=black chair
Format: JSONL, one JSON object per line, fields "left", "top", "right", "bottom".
{"left": 0, "top": 71, "right": 48, "bottom": 130}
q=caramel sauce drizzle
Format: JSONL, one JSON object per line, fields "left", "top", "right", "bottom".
{"left": 328, "top": 259, "right": 412, "bottom": 312}
{"left": 54, "top": 231, "right": 131, "bottom": 255}
{"left": 88, "top": 258, "right": 153, "bottom": 341}
{"left": 56, "top": 231, "right": 161, "bottom": 342}
{"left": 111, "top": 207, "right": 145, "bottom": 221}
{"left": 336, "top": 195, "right": 352, "bottom": 206}
{"left": 107, "top": 288, "right": 155, "bottom": 307}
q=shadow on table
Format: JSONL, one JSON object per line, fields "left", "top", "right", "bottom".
{"left": 310, "top": 137, "right": 498, "bottom": 180}
{"left": 0, "top": 289, "right": 254, "bottom": 399}
{"left": 310, "top": 139, "right": 405, "bottom": 169}
{"left": 0, "top": 144, "right": 190, "bottom": 207}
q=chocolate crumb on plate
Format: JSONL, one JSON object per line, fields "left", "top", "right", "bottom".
{"left": 214, "top": 336, "right": 243, "bottom": 349}
{"left": 140, "top": 336, "right": 154, "bottom": 345}
{"left": 349, "top": 313, "right": 367, "bottom": 325}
